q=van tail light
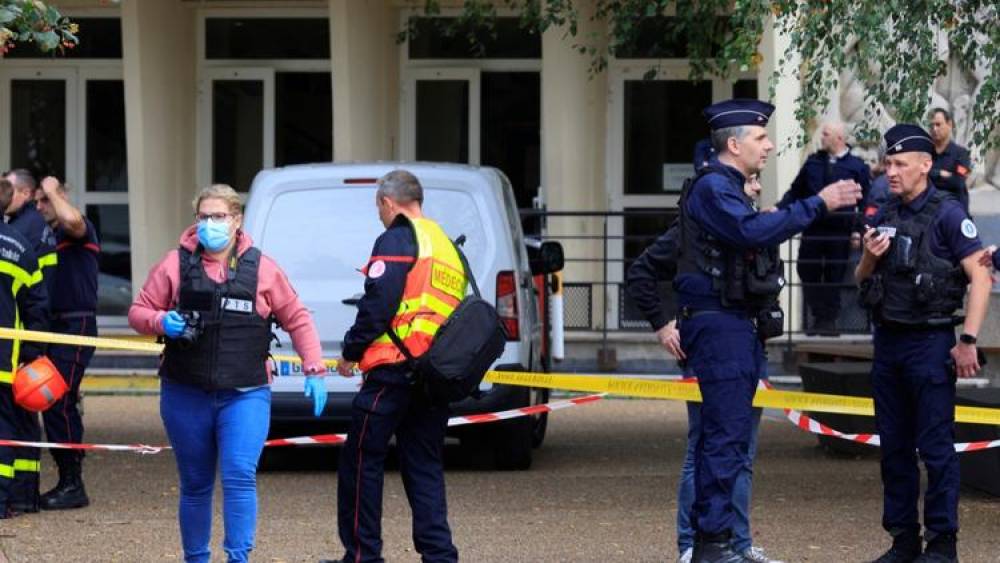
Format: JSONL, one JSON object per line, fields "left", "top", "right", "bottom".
{"left": 496, "top": 271, "right": 519, "bottom": 341}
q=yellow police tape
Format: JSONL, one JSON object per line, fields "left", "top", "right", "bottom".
{"left": 4, "top": 327, "right": 1000, "bottom": 426}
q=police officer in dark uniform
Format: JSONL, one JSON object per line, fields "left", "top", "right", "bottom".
{"left": 693, "top": 138, "right": 716, "bottom": 174}
{"left": 0, "top": 182, "right": 49, "bottom": 518}
{"left": 327, "top": 170, "right": 461, "bottom": 563}
{"left": 676, "top": 99, "right": 862, "bottom": 563}
{"left": 33, "top": 176, "right": 99, "bottom": 510}
{"left": 927, "top": 108, "right": 973, "bottom": 212}
{"left": 856, "top": 124, "right": 990, "bottom": 563}
{"left": 777, "top": 121, "right": 871, "bottom": 335}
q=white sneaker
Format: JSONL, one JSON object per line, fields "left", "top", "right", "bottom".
{"left": 677, "top": 547, "right": 693, "bottom": 563}
{"left": 742, "top": 546, "right": 785, "bottom": 563}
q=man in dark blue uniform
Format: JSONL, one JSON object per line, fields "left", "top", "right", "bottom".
{"left": 927, "top": 108, "right": 973, "bottom": 212}
{"left": 33, "top": 176, "right": 99, "bottom": 510}
{"left": 693, "top": 138, "right": 716, "bottom": 174}
{"left": 2, "top": 171, "right": 54, "bottom": 514}
{"left": 777, "top": 121, "right": 871, "bottom": 335}
{"left": 676, "top": 99, "right": 862, "bottom": 563}
{"left": 627, "top": 175, "right": 784, "bottom": 563}
{"left": 327, "top": 170, "right": 459, "bottom": 563}
{"left": 3, "top": 170, "right": 57, "bottom": 281}
{"left": 0, "top": 185, "right": 49, "bottom": 518}
{"left": 856, "top": 124, "right": 989, "bottom": 563}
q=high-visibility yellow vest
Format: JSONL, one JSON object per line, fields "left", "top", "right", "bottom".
{"left": 359, "top": 217, "right": 467, "bottom": 373}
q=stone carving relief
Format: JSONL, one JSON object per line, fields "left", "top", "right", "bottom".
{"left": 820, "top": 38, "right": 998, "bottom": 191}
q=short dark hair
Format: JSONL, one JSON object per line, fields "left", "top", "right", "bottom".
{"left": 930, "top": 107, "right": 953, "bottom": 124}
{"left": 5, "top": 168, "right": 36, "bottom": 192}
{"left": 711, "top": 126, "right": 750, "bottom": 154}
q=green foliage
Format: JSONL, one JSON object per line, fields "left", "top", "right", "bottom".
{"left": 0, "top": 0, "right": 78, "bottom": 55}
{"left": 403, "top": 0, "right": 999, "bottom": 150}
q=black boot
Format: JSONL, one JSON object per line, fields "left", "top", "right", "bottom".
{"left": 692, "top": 532, "right": 747, "bottom": 563}
{"left": 870, "top": 529, "right": 922, "bottom": 563}
{"left": 915, "top": 533, "right": 957, "bottom": 563}
{"left": 40, "top": 452, "right": 89, "bottom": 510}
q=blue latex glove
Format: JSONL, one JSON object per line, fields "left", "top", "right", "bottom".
{"left": 161, "top": 311, "right": 186, "bottom": 339}
{"left": 304, "top": 376, "right": 328, "bottom": 417}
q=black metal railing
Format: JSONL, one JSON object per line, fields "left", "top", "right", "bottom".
{"left": 520, "top": 209, "right": 870, "bottom": 352}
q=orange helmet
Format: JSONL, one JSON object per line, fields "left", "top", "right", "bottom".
{"left": 14, "top": 357, "right": 68, "bottom": 413}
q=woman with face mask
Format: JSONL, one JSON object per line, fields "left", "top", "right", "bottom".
{"left": 127, "top": 184, "right": 327, "bottom": 563}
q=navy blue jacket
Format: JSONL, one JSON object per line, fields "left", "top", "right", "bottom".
{"left": 0, "top": 223, "right": 49, "bottom": 369}
{"left": 46, "top": 217, "right": 100, "bottom": 314}
{"left": 626, "top": 221, "right": 679, "bottom": 331}
{"left": 931, "top": 141, "right": 972, "bottom": 212}
{"left": 777, "top": 149, "right": 870, "bottom": 234}
{"left": 341, "top": 214, "right": 417, "bottom": 362}
{"left": 869, "top": 185, "right": 981, "bottom": 266}
{"left": 675, "top": 161, "right": 826, "bottom": 309}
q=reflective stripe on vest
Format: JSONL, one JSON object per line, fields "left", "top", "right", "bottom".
{"left": 0, "top": 463, "right": 13, "bottom": 478}
{"left": 0, "top": 260, "right": 42, "bottom": 376}
{"left": 14, "top": 459, "right": 39, "bottom": 472}
{"left": 359, "top": 217, "right": 467, "bottom": 373}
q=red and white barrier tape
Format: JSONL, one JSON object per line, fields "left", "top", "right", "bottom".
{"left": 754, "top": 381, "right": 1000, "bottom": 452}
{"left": 0, "top": 393, "right": 606, "bottom": 454}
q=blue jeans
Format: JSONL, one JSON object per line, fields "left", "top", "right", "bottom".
{"left": 160, "top": 380, "right": 271, "bottom": 563}
{"left": 677, "top": 402, "right": 762, "bottom": 553}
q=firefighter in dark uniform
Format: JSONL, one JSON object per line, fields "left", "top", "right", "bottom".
{"left": 777, "top": 121, "right": 871, "bottom": 335}
{"left": 33, "top": 176, "right": 99, "bottom": 510}
{"left": 2, "top": 170, "right": 56, "bottom": 513}
{"left": 928, "top": 108, "right": 973, "bottom": 212}
{"left": 676, "top": 99, "right": 862, "bottom": 563}
{"left": 0, "top": 180, "right": 49, "bottom": 518}
{"left": 856, "top": 124, "right": 990, "bottom": 563}
{"left": 327, "top": 170, "right": 463, "bottom": 563}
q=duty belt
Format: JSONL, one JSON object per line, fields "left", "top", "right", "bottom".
{"left": 51, "top": 311, "right": 96, "bottom": 321}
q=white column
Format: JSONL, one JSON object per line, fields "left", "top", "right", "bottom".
{"left": 541, "top": 0, "right": 608, "bottom": 334}
{"left": 121, "top": 0, "right": 197, "bottom": 293}
{"left": 330, "top": 0, "right": 399, "bottom": 161}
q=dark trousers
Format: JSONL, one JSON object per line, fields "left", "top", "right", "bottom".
{"left": 337, "top": 366, "right": 457, "bottom": 563}
{"left": 797, "top": 235, "right": 851, "bottom": 323}
{"left": 871, "top": 327, "right": 959, "bottom": 536}
{"left": 680, "top": 312, "right": 765, "bottom": 537}
{"left": 0, "top": 382, "right": 40, "bottom": 510}
{"left": 43, "top": 315, "right": 96, "bottom": 468}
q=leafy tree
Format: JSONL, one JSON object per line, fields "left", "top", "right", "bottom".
{"left": 403, "top": 0, "right": 998, "bottom": 150}
{"left": 0, "top": 0, "right": 77, "bottom": 55}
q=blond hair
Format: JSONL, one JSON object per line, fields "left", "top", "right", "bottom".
{"left": 192, "top": 184, "right": 243, "bottom": 215}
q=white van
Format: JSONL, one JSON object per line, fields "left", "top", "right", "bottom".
{"left": 242, "top": 162, "right": 562, "bottom": 469}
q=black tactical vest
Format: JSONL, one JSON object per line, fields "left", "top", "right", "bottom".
{"left": 159, "top": 245, "right": 273, "bottom": 390}
{"left": 676, "top": 166, "right": 785, "bottom": 310}
{"left": 863, "top": 191, "right": 968, "bottom": 327}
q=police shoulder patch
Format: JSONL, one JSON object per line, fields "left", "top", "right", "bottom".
{"left": 961, "top": 218, "right": 978, "bottom": 239}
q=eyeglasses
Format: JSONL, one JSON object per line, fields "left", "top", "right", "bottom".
{"left": 195, "top": 212, "right": 235, "bottom": 222}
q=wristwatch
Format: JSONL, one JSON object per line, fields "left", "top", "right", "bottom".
{"left": 959, "top": 333, "right": 977, "bottom": 345}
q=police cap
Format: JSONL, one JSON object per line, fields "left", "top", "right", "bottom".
{"left": 703, "top": 98, "right": 775, "bottom": 130}
{"left": 884, "top": 123, "right": 934, "bottom": 155}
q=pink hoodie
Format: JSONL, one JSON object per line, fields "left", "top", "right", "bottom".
{"left": 128, "top": 226, "right": 325, "bottom": 376}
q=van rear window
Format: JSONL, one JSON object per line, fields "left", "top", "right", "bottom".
{"left": 258, "top": 186, "right": 490, "bottom": 282}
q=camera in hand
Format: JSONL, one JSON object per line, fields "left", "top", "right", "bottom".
{"left": 175, "top": 311, "right": 203, "bottom": 349}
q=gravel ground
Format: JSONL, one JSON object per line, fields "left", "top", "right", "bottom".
{"left": 1, "top": 395, "right": 999, "bottom": 562}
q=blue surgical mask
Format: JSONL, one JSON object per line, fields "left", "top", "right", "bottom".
{"left": 197, "top": 219, "right": 231, "bottom": 252}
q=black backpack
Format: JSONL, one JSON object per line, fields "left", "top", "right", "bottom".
{"left": 387, "top": 239, "right": 507, "bottom": 402}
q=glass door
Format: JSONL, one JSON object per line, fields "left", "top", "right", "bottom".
{"left": 401, "top": 68, "right": 480, "bottom": 164}
{"left": 197, "top": 67, "right": 275, "bottom": 191}
{"left": 0, "top": 67, "right": 78, "bottom": 181}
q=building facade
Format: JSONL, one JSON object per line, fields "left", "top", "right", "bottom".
{"left": 0, "top": 0, "right": 993, "bottom": 338}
